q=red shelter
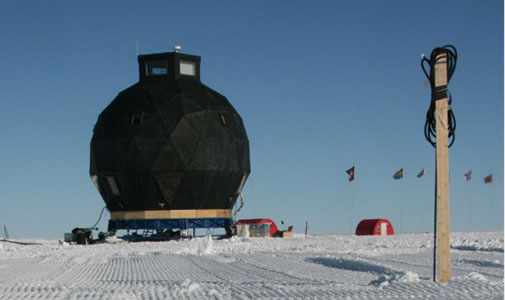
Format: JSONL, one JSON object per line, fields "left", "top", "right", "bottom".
{"left": 235, "top": 218, "right": 278, "bottom": 237}
{"left": 355, "top": 219, "right": 394, "bottom": 236}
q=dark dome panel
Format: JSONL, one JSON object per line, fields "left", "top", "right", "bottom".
{"left": 170, "top": 115, "right": 202, "bottom": 169}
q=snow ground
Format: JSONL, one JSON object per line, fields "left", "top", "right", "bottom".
{"left": 0, "top": 231, "right": 502, "bottom": 299}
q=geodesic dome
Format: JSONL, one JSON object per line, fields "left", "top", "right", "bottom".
{"left": 90, "top": 52, "right": 250, "bottom": 216}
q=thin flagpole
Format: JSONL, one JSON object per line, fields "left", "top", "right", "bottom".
{"left": 422, "top": 174, "right": 426, "bottom": 232}
{"left": 422, "top": 191, "right": 425, "bottom": 232}
{"left": 400, "top": 177, "right": 403, "bottom": 234}
{"left": 489, "top": 194, "right": 493, "bottom": 230}
{"left": 350, "top": 180, "right": 354, "bottom": 234}
{"left": 468, "top": 181, "right": 472, "bottom": 231}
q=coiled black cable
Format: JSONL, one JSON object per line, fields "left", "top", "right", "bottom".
{"left": 421, "top": 45, "right": 457, "bottom": 148}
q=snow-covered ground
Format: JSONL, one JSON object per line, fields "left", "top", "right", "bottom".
{"left": 0, "top": 231, "right": 502, "bottom": 299}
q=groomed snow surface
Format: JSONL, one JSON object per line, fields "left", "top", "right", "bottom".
{"left": 0, "top": 231, "right": 502, "bottom": 299}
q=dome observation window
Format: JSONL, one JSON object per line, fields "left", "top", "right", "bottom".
{"left": 106, "top": 175, "right": 121, "bottom": 196}
{"left": 179, "top": 60, "right": 196, "bottom": 76}
{"left": 146, "top": 60, "right": 168, "bottom": 76}
{"left": 130, "top": 112, "right": 144, "bottom": 126}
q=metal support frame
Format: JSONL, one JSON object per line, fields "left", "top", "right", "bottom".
{"left": 108, "top": 217, "right": 233, "bottom": 232}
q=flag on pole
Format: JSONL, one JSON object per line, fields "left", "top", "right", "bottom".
{"left": 393, "top": 168, "right": 403, "bottom": 180}
{"left": 484, "top": 174, "right": 493, "bottom": 184}
{"left": 465, "top": 170, "right": 472, "bottom": 181}
{"left": 346, "top": 166, "right": 355, "bottom": 182}
{"left": 417, "top": 168, "right": 425, "bottom": 178}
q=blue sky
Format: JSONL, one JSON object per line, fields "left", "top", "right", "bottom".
{"left": 0, "top": 1, "right": 502, "bottom": 238}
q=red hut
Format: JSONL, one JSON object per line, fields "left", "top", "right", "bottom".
{"left": 235, "top": 218, "right": 278, "bottom": 237}
{"left": 355, "top": 219, "right": 394, "bottom": 236}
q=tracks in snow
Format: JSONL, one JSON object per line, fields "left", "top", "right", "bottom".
{"left": 0, "top": 234, "right": 503, "bottom": 299}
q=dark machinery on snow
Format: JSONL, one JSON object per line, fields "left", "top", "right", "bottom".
{"left": 89, "top": 47, "right": 250, "bottom": 239}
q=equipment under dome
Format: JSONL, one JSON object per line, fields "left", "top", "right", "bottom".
{"left": 90, "top": 48, "right": 250, "bottom": 238}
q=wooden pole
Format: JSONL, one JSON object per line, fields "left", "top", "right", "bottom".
{"left": 435, "top": 51, "right": 451, "bottom": 283}
{"left": 433, "top": 159, "right": 437, "bottom": 282}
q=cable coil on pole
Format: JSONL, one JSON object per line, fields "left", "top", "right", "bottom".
{"left": 421, "top": 45, "right": 458, "bottom": 148}
{"left": 421, "top": 44, "right": 458, "bottom": 283}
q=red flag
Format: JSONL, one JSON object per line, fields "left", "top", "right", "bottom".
{"left": 465, "top": 170, "right": 472, "bottom": 181}
{"left": 346, "top": 166, "right": 355, "bottom": 182}
{"left": 484, "top": 174, "right": 493, "bottom": 183}
{"left": 417, "top": 168, "right": 425, "bottom": 178}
